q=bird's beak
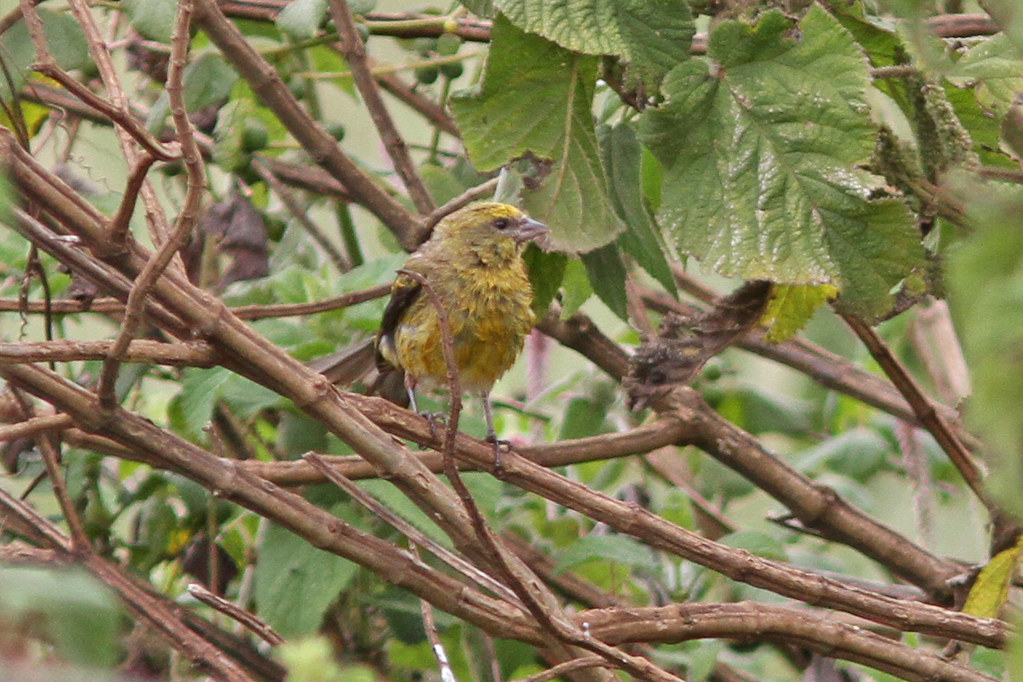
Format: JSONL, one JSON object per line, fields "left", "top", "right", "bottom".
{"left": 513, "top": 217, "right": 550, "bottom": 248}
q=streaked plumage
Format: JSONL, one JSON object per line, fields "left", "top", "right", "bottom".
{"left": 375, "top": 201, "right": 548, "bottom": 438}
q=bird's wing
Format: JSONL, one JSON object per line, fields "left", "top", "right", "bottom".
{"left": 375, "top": 262, "right": 427, "bottom": 372}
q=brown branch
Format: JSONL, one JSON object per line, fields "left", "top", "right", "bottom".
{"left": 327, "top": 0, "right": 435, "bottom": 218}
{"left": 680, "top": 385, "right": 961, "bottom": 598}
{"left": 842, "top": 315, "right": 989, "bottom": 508}
{"left": 585, "top": 602, "right": 997, "bottom": 682}
{"left": 193, "top": 0, "right": 423, "bottom": 251}
{"left": 0, "top": 412, "right": 73, "bottom": 441}
{"left": 0, "top": 362, "right": 544, "bottom": 645}
{"left": 0, "top": 297, "right": 124, "bottom": 313}
{"left": 0, "top": 339, "right": 218, "bottom": 367}
{"left": 318, "top": 396, "right": 1008, "bottom": 650}
{"left": 251, "top": 158, "right": 351, "bottom": 272}
{"left": 98, "top": 0, "right": 206, "bottom": 409}
{"left": 0, "top": 487, "right": 259, "bottom": 680}
{"left": 0, "top": 285, "right": 388, "bottom": 321}
{"left": 186, "top": 583, "right": 284, "bottom": 646}
{"left": 375, "top": 69, "right": 460, "bottom": 138}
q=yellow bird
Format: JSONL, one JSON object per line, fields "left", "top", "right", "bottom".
{"left": 375, "top": 201, "right": 548, "bottom": 440}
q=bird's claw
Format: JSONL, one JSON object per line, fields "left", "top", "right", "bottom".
{"left": 485, "top": 435, "right": 512, "bottom": 474}
{"left": 420, "top": 412, "right": 447, "bottom": 445}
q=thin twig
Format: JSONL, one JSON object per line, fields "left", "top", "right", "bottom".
{"left": 64, "top": 0, "right": 175, "bottom": 245}
{"left": 110, "top": 152, "right": 159, "bottom": 246}
{"left": 424, "top": 178, "right": 500, "bottom": 231}
{"left": 401, "top": 270, "right": 683, "bottom": 682}
{"left": 194, "top": 0, "right": 424, "bottom": 250}
{"left": 304, "top": 452, "right": 523, "bottom": 605}
{"left": 6, "top": 387, "right": 89, "bottom": 547}
{"left": 251, "top": 158, "right": 351, "bottom": 272}
{"left": 187, "top": 583, "right": 284, "bottom": 646}
{"left": 842, "top": 315, "right": 989, "bottom": 508}
{"left": 0, "top": 412, "right": 73, "bottom": 441}
{"left": 412, "top": 543, "right": 458, "bottom": 682}
{"left": 515, "top": 656, "right": 611, "bottom": 682}
{"left": 327, "top": 0, "right": 435, "bottom": 217}
{"left": 98, "top": 0, "right": 206, "bottom": 408}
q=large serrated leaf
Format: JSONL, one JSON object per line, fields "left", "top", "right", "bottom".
{"left": 641, "top": 7, "right": 924, "bottom": 319}
{"left": 494, "top": 0, "right": 693, "bottom": 90}
{"left": 451, "top": 17, "right": 622, "bottom": 253}
{"left": 600, "top": 124, "right": 677, "bottom": 297}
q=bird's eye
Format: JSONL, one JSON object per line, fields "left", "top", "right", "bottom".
{"left": 493, "top": 218, "right": 510, "bottom": 230}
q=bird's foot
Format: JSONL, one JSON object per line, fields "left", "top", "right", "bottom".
{"left": 420, "top": 412, "right": 447, "bottom": 446}
{"left": 485, "top": 435, "right": 512, "bottom": 474}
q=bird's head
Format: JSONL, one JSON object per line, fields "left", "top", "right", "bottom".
{"left": 430, "top": 202, "right": 549, "bottom": 264}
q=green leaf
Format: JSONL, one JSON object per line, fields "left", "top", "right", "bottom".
{"left": 255, "top": 518, "right": 358, "bottom": 638}
{"left": 559, "top": 258, "right": 593, "bottom": 316}
{"left": 947, "top": 34, "right": 1023, "bottom": 115}
{"left": 555, "top": 535, "right": 660, "bottom": 573}
{"left": 358, "top": 480, "right": 450, "bottom": 546}
{"left": 184, "top": 53, "right": 239, "bottom": 110}
{"left": 761, "top": 283, "right": 838, "bottom": 343}
{"left": 558, "top": 396, "right": 609, "bottom": 440}
{"left": 148, "top": 53, "right": 238, "bottom": 131}
{"left": 277, "top": 0, "right": 329, "bottom": 41}
{"left": 524, "top": 248, "right": 567, "bottom": 317}
{"left": 494, "top": 0, "right": 694, "bottom": 90}
{"left": 123, "top": 0, "right": 177, "bottom": 43}
{"left": 717, "top": 530, "right": 788, "bottom": 561}
{"left": 581, "top": 243, "right": 629, "bottom": 320}
{"left": 980, "top": 0, "right": 1023, "bottom": 56}
{"left": 641, "top": 7, "right": 923, "bottom": 319}
{"left": 450, "top": 17, "right": 623, "bottom": 253}
{"left": 0, "top": 566, "right": 120, "bottom": 667}
{"left": 213, "top": 99, "right": 255, "bottom": 173}
{"left": 279, "top": 636, "right": 348, "bottom": 682}
{"left": 600, "top": 124, "right": 677, "bottom": 296}
{"left": 461, "top": 1, "right": 496, "bottom": 17}
{"left": 0, "top": 9, "right": 89, "bottom": 100}
{"left": 947, "top": 175, "right": 1023, "bottom": 518}
{"left": 795, "top": 426, "right": 892, "bottom": 482}
{"left": 172, "top": 367, "right": 232, "bottom": 439}
{"left": 715, "top": 384, "right": 814, "bottom": 436}
{"left": 963, "top": 535, "right": 1023, "bottom": 618}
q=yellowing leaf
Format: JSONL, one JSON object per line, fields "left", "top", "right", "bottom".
{"left": 761, "top": 284, "right": 839, "bottom": 343}
{"left": 963, "top": 534, "right": 1023, "bottom": 618}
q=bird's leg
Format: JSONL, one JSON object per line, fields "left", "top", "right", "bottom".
{"left": 405, "top": 374, "right": 445, "bottom": 443}
{"left": 404, "top": 373, "right": 419, "bottom": 413}
{"left": 482, "top": 392, "right": 511, "bottom": 471}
